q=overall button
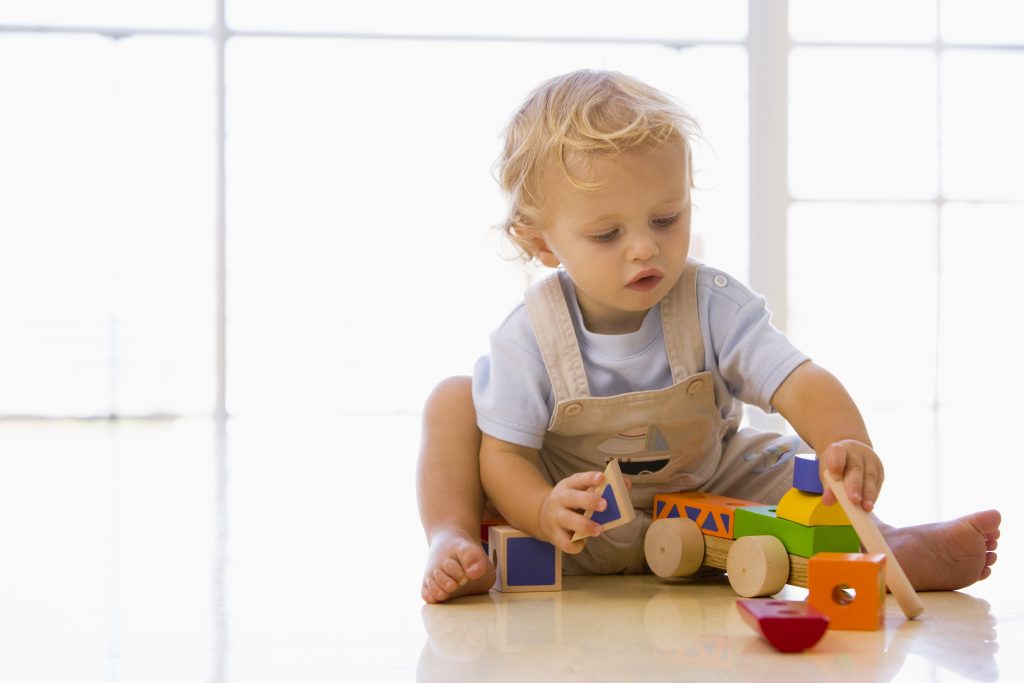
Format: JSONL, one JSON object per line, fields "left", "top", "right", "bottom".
{"left": 687, "top": 380, "right": 704, "bottom": 395}
{"left": 564, "top": 402, "right": 583, "bottom": 417}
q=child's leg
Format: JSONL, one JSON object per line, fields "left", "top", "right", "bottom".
{"left": 416, "top": 376, "right": 495, "bottom": 603}
{"left": 879, "top": 509, "right": 1000, "bottom": 591}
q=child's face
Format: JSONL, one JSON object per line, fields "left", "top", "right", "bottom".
{"left": 531, "top": 138, "right": 692, "bottom": 335}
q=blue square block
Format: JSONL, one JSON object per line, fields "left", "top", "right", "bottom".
{"left": 507, "top": 536, "right": 557, "bottom": 586}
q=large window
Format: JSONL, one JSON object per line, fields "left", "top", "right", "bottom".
{"left": 2, "top": 3, "right": 1022, "bottom": 524}
{"left": 0, "top": 34, "right": 215, "bottom": 417}
{"left": 787, "top": 0, "right": 1024, "bottom": 521}
{"left": 1, "top": 1, "right": 749, "bottom": 418}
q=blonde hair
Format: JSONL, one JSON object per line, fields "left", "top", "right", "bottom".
{"left": 495, "top": 69, "right": 700, "bottom": 260}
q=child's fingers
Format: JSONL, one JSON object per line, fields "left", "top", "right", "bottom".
{"left": 818, "top": 444, "right": 847, "bottom": 506}
{"left": 841, "top": 461, "right": 865, "bottom": 506}
{"left": 554, "top": 505, "right": 603, "bottom": 540}
{"left": 559, "top": 487, "right": 607, "bottom": 515}
{"left": 861, "top": 467, "right": 883, "bottom": 511}
{"left": 820, "top": 440, "right": 884, "bottom": 511}
{"left": 540, "top": 490, "right": 602, "bottom": 541}
{"left": 822, "top": 443, "right": 848, "bottom": 479}
{"left": 822, "top": 440, "right": 865, "bottom": 507}
{"left": 561, "top": 470, "right": 605, "bottom": 491}
{"left": 548, "top": 525, "right": 587, "bottom": 554}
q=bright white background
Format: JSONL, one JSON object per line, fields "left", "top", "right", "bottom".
{"left": 1, "top": 1, "right": 1022, "bottom": 524}
{"left": 2, "top": 4, "right": 1023, "bottom": 681}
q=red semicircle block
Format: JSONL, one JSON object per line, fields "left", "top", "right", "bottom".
{"left": 736, "top": 599, "right": 829, "bottom": 653}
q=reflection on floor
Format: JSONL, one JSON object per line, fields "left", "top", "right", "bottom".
{"left": 0, "top": 416, "right": 1018, "bottom": 682}
{"left": 421, "top": 577, "right": 1005, "bottom": 683}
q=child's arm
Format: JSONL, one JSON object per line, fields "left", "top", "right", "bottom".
{"left": 479, "top": 433, "right": 607, "bottom": 553}
{"left": 770, "top": 360, "right": 883, "bottom": 511}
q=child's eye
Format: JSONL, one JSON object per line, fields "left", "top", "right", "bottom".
{"left": 591, "top": 229, "right": 619, "bottom": 243}
{"left": 652, "top": 214, "right": 679, "bottom": 228}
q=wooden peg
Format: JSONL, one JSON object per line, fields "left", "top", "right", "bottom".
{"left": 823, "top": 471, "right": 924, "bottom": 619}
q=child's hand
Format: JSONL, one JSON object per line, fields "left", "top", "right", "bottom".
{"left": 820, "top": 440, "right": 885, "bottom": 512}
{"left": 538, "top": 471, "right": 609, "bottom": 554}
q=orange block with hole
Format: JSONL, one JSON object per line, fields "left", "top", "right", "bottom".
{"left": 808, "top": 552, "right": 886, "bottom": 631}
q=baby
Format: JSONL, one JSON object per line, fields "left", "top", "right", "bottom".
{"left": 417, "top": 69, "right": 999, "bottom": 602}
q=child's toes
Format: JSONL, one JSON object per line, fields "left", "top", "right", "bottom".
{"left": 433, "top": 568, "right": 459, "bottom": 594}
{"left": 440, "top": 558, "right": 469, "bottom": 587}
{"left": 432, "top": 570, "right": 458, "bottom": 597}
{"left": 423, "top": 577, "right": 447, "bottom": 604}
{"left": 456, "top": 544, "right": 489, "bottom": 580}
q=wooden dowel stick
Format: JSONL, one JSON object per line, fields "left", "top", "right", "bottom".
{"left": 824, "top": 471, "right": 924, "bottom": 619}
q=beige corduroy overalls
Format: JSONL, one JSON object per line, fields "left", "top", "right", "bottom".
{"left": 524, "top": 260, "right": 807, "bottom": 574}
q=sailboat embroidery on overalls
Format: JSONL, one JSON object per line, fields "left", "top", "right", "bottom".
{"left": 596, "top": 426, "right": 672, "bottom": 476}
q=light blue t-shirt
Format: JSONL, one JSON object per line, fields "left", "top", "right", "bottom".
{"left": 473, "top": 265, "right": 809, "bottom": 449}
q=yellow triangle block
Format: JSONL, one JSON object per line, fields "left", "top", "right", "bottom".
{"left": 775, "top": 488, "right": 850, "bottom": 526}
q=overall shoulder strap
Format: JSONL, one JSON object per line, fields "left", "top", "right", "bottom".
{"left": 523, "top": 272, "right": 591, "bottom": 404}
{"left": 660, "top": 259, "right": 706, "bottom": 383}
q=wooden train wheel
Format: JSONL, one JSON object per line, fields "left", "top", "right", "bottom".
{"left": 726, "top": 535, "right": 790, "bottom": 598}
{"left": 645, "top": 517, "right": 705, "bottom": 578}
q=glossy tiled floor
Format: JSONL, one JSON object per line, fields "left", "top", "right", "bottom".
{"left": 0, "top": 416, "right": 1018, "bottom": 682}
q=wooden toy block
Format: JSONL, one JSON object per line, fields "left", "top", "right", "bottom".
{"left": 480, "top": 516, "right": 508, "bottom": 551}
{"left": 571, "top": 458, "right": 635, "bottom": 541}
{"left": 736, "top": 599, "right": 829, "bottom": 652}
{"left": 808, "top": 552, "right": 886, "bottom": 630}
{"left": 652, "top": 491, "right": 761, "bottom": 539}
{"left": 823, "top": 471, "right": 924, "bottom": 619}
{"left": 489, "top": 525, "right": 561, "bottom": 593}
{"left": 775, "top": 488, "right": 850, "bottom": 526}
{"left": 793, "top": 455, "right": 824, "bottom": 494}
{"left": 734, "top": 505, "right": 860, "bottom": 557}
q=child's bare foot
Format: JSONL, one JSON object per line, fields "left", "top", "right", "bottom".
{"left": 422, "top": 528, "right": 495, "bottom": 603}
{"left": 882, "top": 509, "right": 1000, "bottom": 591}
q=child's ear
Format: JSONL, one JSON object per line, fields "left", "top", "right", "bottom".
{"left": 518, "top": 226, "right": 560, "bottom": 268}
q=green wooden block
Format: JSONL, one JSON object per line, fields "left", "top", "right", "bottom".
{"left": 734, "top": 505, "right": 860, "bottom": 558}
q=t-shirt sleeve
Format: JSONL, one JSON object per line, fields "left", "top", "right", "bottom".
{"left": 472, "top": 307, "right": 553, "bottom": 449}
{"left": 705, "top": 271, "right": 810, "bottom": 413}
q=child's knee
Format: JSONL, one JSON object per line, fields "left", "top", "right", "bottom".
{"left": 426, "top": 376, "right": 473, "bottom": 412}
{"left": 423, "top": 376, "right": 477, "bottom": 431}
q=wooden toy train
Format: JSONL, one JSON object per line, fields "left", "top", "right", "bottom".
{"left": 644, "top": 454, "right": 858, "bottom": 598}
{"left": 486, "top": 453, "right": 923, "bottom": 629}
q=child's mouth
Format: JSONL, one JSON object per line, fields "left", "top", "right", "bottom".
{"left": 627, "top": 275, "right": 663, "bottom": 292}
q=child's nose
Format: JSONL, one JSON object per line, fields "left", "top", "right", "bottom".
{"left": 629, "top": 231, "right": 659, "bottom": 261}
